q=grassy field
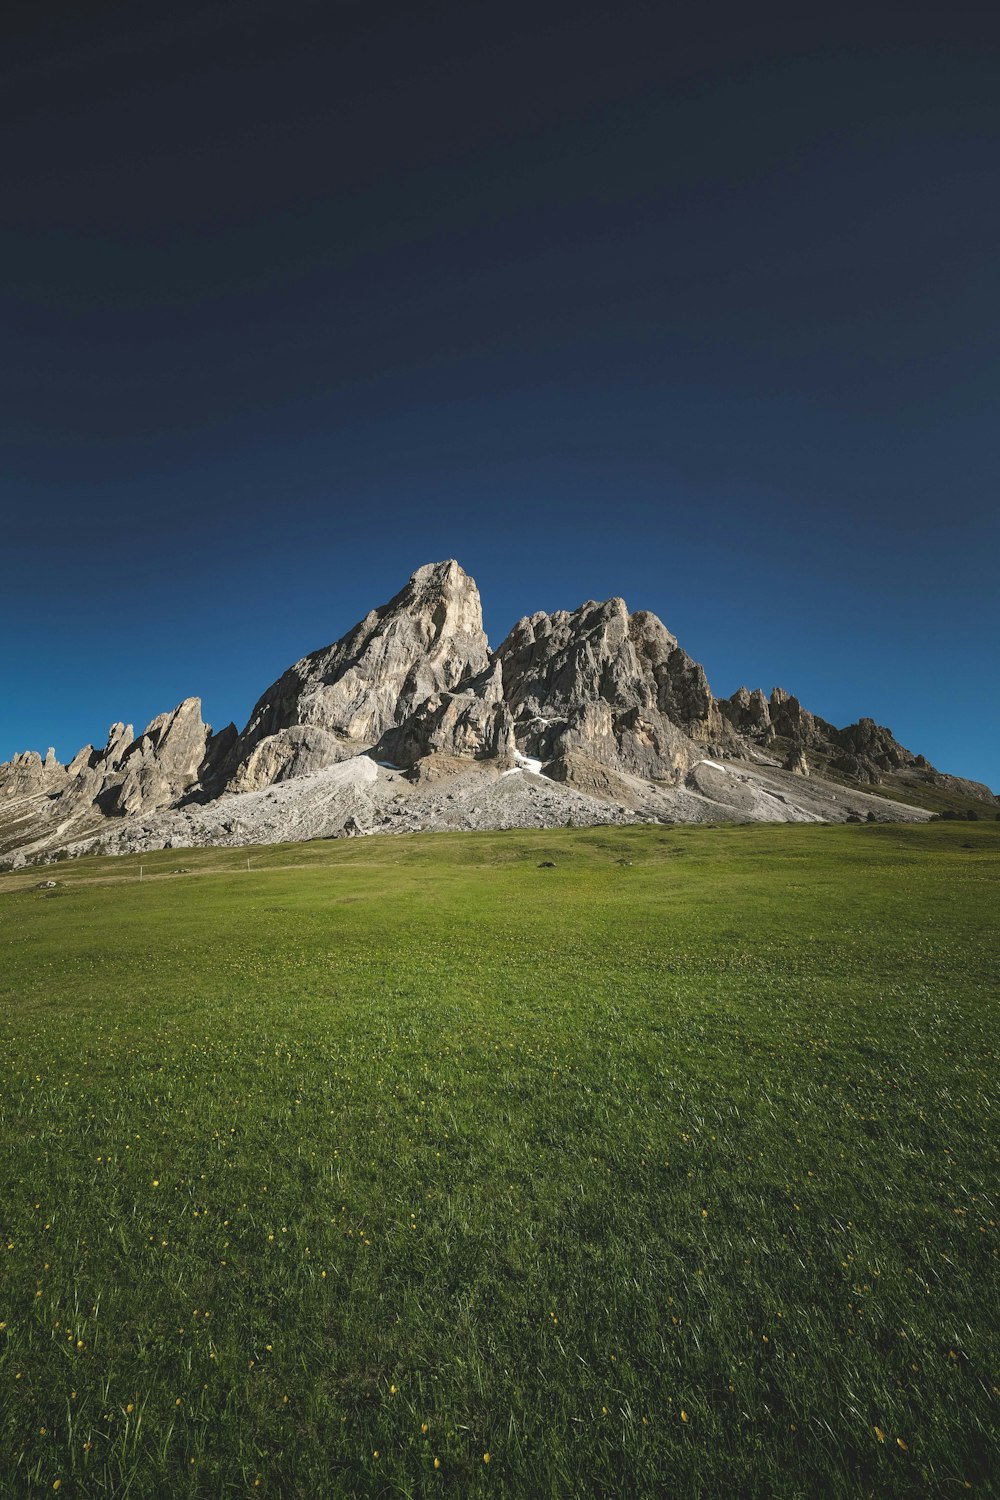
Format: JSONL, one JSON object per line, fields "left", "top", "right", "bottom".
{"left": 0, "top": 823, "right": 997, "bottom": 1498}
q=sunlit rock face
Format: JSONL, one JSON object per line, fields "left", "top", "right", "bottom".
{"left": 0, "top": 748, "right": 70, "bottom": 799}
{"left": 222, "top": 560, "right": 491, "bottom": 787}
{"left": 492, "top": 597, "right": 726, "bottom": 783}
{"left": 377, "top": 595, "right": 727, "bottom": 781}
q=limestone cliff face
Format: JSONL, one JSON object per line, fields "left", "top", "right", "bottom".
{"left": 107, "top": 698, "right": 210, "bottom": 814}
{"left": 227, "top": 725, "right": 353, "bottom": 794}
{"left": 223, "top": 560, "right": 490, "bottom": 789}
{"left": 0, "top": 748, "right": 70, "bottom": 800}
{"left": 493, "top": 598, "right": 726, "bottom": 781}
{"left": 380, "top": 595, "right": 730, "bottom": 782}
{"left": 375, "top": 659, "right": 515, "bottom": 769}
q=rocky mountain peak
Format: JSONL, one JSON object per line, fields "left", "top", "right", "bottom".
{"left": 721, "top": 680, "right": 931, "bottom": 788}
{"left": 381, "top": 591, "right": 727, "bottom": 785}
{"left": 102, "top": 699, "right": 210, "bottom": 817}
{"left": 3, "top": 557, "right": 995, "bottom": 869}
{"left": 409, "top": 557, "right": 463, "bottom": 587}
{"left": 221, "top": 559, "right": 490, "bottom": 791}
{"left": 125, "top": 698, "right": 208, "bottom": 778}
{"left": 495, "top": 595, "right": 722, "bottom": 768}
{"left": 102, "top": 722, "right": 135, "bottom": 770}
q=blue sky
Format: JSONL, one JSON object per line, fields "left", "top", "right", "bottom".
{"left": 3, "top": 3, "right": 998, "bottom": 787}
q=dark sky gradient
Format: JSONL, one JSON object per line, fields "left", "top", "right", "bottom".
{"left": 3, "top": 2, "right": 998, "bottom": 786}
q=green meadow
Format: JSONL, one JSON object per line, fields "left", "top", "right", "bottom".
{"left": 0, "top": 823, "right": 997, "bottom": 1498}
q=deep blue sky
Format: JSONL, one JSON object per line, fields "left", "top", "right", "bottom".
{"left": 3, "top": 2, "right": 998, "bottom": 787}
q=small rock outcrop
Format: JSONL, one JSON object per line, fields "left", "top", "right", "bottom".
{"left": 101, "top": 723, "right": 135, "bottom": 770}
{"left": 828, "top": 717, "right": 919, "bottom": 783}
{"left": 66, "top": 746, "right": 94, "bottom": 777}
{"left": 785, "top": 743, "right": 810, "bottom": 777}
{"left": 720, "top": 686, "right": 773, "bottom": 737}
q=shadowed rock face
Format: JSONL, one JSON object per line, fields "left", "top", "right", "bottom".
{"left": 720, "top": 686, "right": 773, "bottom": 737}
{"left": 222, "top": 560, "right": 490, "bottom": 789}
{"left": 723, "top": 686, "right": 925, "bottom": 787}
{"left": 828, "top": 717, "right": 921, "bottom": 784}
{"left": 767, "top": 687, "right": 834, "bottom": 745}
{"left": 375, "top": 658, "right": 516, "bottom": 769}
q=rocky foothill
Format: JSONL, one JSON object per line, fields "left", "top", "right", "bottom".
{"left": 2, "top": 560, "right": 996, "bottom": 866}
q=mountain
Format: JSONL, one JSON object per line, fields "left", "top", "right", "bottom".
{"left": 2, "top": 560, "right": 996, "bottom": 867}
{"left": 212, "top": 559, "right": 490, "bottom": 793}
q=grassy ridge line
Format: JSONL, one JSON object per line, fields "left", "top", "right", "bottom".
{"left": 0, "top": 823, "right": 997, "bottom": 1497}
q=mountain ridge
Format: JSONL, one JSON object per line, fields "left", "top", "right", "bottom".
{"left": 3, "top": 560, "right": 996, "bottom": 867}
